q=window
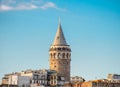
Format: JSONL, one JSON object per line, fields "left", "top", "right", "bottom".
{"left": 58, "top": 53, "right": 60, "bottom": 58}
{"left": 66, "top": 53, "right": 69, "bottom": 58}
{"left": 62, "top": 53, "right": 65, "bottom": 58}
{"left": 58, "top": 48, "right": 61, "bottom": 50}
{"left": 62, "top": 47, "right": 65, "bottom": 50}
{"left": 53, "top": 53, "right": 56, "bottom": 58}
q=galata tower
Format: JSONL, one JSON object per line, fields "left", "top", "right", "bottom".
{"left": 49, "top": 19, "right": 71, "bottom": 81}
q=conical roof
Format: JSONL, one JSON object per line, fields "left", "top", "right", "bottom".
{"left": 53, "top": 20, "right": 67, "bottom": 45}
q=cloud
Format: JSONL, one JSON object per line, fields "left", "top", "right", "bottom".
{"left": 40, "top": 2, "right": 66, "bottom": 11}
{"left": 0, "top": 4, "right": 38, "bottom": 11}
{"left": 0, "top": 5, "right": 13, "bottom": 11}
{"left": 0, "top": 4, "right": 37, "bottom": 11}
{"left": 15, "top": 4, "right": 38, "bottom": 10}
{"left": 41, "top": 2, "right": 56, "bottom": 9}
{"left": 0, "top": 0, "right": 66, "bottom": 11}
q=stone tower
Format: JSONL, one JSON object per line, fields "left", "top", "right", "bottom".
{"left": 49, "top": 19, "right": 71, "bottom": 81}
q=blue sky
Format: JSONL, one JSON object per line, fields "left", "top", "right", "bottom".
{"left": 0, "top": 0, "right": 120, "bottom": 81}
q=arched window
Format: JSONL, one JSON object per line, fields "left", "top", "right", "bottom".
{"left": 58, "top": 48, "right": 61, "bottom": 50}
{"left": 58, "top": 53, "right": 60, "bottom": 58}
{"left": 66, "top": 53, "right": 69, "bottom": 58}
{"left": 62, "top": 53, "right": 65, "bottom": 58}
{"left": 53, "top": 53, "right": 56, "bottom": 58}
{"left": 58, "top": 53, "right": 62, "bottom": 58}
{"left": 62, "top": 47, "right": 65, "bottom": 50}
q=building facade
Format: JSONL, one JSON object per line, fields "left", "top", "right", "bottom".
{"left": 21, "top": 69, "right": 48, "bottom": 86}
{"left": 2, "top": 73, "right": 30, "bottom": 87}
{"left": 49, "top": 20, "right": 71, "bottom": 81}
{"left": 47, "top": 70, "right": 65, "bottom": 87}
{"left": 81, "top": 79, "right": 120, "bottom": 87}
{"left": 107, "top": 74, "right": 120, "bottom": 83}
{"left": 1, "top": 69, "right": 65, "bottom": 87}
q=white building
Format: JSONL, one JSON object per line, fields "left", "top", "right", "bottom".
{"left": 2, "top": 73, "right": 30, "bottom": 87}
{"left": 20, "top": 69, "right": 48, "bottom": 86}
{"left": 9, "top": 74, "right": 18, "bottom": 85}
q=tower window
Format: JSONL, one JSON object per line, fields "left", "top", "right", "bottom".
{"left": 58, "top": 53, "right": 60, "bottom": 58}
{"left": 58, "top": 53, "right": 62, "bottom": 58}
{"left": 54, "top": 53, "right": 56, "bottom": 58}
{"left": 62, "top": 53, "right": 65, "bottom": 58}
{"left": 66, "top": 53, "right": 69, "bottom": 58}
{"left": 62, "top": 48, "right": 65, "bottom": 50}
{"left": 58, "top": 48, "right": 61, "bottom": 50}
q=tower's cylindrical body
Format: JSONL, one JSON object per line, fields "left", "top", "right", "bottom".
{"left": 49, "top": 45, "right": 71, "bottom": 81}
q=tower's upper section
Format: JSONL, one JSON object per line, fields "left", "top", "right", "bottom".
{"left": 52, "top": 20, "right": 67, "bottom": 46}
